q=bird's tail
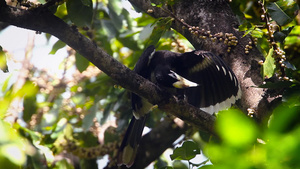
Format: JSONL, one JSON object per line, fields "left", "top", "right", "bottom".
{"left": 117, "top": 115, "right": 148, "bottom": 168}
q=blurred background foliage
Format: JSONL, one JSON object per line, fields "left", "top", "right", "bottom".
{"left": 0, "top": 0, "right": 300, "bottom": 168}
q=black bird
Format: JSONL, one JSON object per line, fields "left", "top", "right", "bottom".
{"left": 118, "top": 45, "right": 241, "bottom": 167}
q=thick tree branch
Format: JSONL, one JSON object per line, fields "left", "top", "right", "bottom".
{"left": 0, "top": 3, "right": 215, "bottom": 132}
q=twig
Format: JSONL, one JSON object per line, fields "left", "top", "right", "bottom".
{"left": 258, "top": 0, "right": 286, "bottom": 79}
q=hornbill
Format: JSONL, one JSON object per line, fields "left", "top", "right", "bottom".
{"left": 118, "top": 45, "right": 241, "bottom": 167}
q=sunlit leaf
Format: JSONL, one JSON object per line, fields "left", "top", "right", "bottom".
{"left": 243, "top": 27, "right": 263, "bottom": 38}
{"left": 1, "top": 74, "right": 11, "bottom": 93}
{"left": 54, "top": 3, "right": 68, "bottom": 19}
{"left": 238, "top": 20, "right": 252, "bottom": 32}
{"left": 151, "top": 2, "right": 163, "bottom": 8}
{"left": 0, "top": 119, "right": 35, "bottom": 167}
{"left": 0, "top": 46, "right": 8, "bottom": 73}
{"left": 71, "top": 93, "right": 86, "bottom": 106}
{"left": 15, "top": 81, "right": 38, "bottom": 98}
{"left": 1, "top": 144, "right": 26, "bottom": 165}
{"left": 285, "top": 25, "right": 300, "bottom": 45}
{"left": 64, "top": 123, "right": 74, "bottom": 140}
{"left": 216, "top": 109, "right": 257, "bottom": 147}
{"left": 263, "top": 48, "right": 275, "bottom": 79}
{"left": 0, "top": 99, "right": 10, "bottom": 118}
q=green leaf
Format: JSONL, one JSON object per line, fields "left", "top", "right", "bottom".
{"left": 274, "top": 26, "right": 294, "bottom": 44}
{"left": 54, "top": 3, "right": 68, "bottom": 19}
{"left": 49, "top": 40, "right": 66, "bottom": 55}
{"left": 243, "top": 27, "right": 263, "bottom": 38}
{"left": 108, "top": 0, "right": 123, "bottom": 15}
{"left": 170, "top": 140, "right": 200, "bottom": 161}
{"left": 145, "top": 17, "right": 173, "bottom": 47}
{"left": 263, "top": 48, "right": 276, "bottom": 79}
{"left": 101, "top": 20, "right": 118, "bottom": 41}
{"left": 269, "top": 103, "right": 300, "bottom": 133}
{"left": 15, "top": 81, "right": 38, "bottom": 98}
{"left": 23, "top": 95, "right": 37, "bottom": 122}
{"left": 172, "top": 160, "right": 189, "bottom": 169}
{"left": 71, "top": 93, "right": 86, "bottom": 105}
{"left": 0, "top": 119, "right": 32, "bottom": 167}
{"left": 151, "top": 2, "right": 163, "bottom": 8}
{"left": 100, "top": 103, "right": 112, "bottom": 125}
{"left": 66, "top": 0, "right": 93, "bottom": 27}
{"left": 104, "top": 125, "right": 120, "bottom": 143}
{"left": 1, "top": 74, "right": 11, "bottom": 93}
{"left": 216, "top": 108, "right": 257, "bottom": 147}
{"left": 63, "top": 123, "right": 73, "bottom": 140}
{"left": 16, "top": 123, "right": 42, "bottom": 143}
{"left": 139, "top": 24, "right": 155, "bottom": 42}
{"left": 75, "top": 53, "right": 89, "bottom": 72}
{"left": 82, "top": 104, "right": 98, "bottom": 132}
{"left": 78, "top": 132, "right": 99, "bottom": 147}
{"left": 53, "top": 159, "right": 75, "bottom": 169}
{"left": 266, "top": 1, "right": 298, "bottom": 26}
{"left": 0, "top": 46, "right": 8, "bottom": 73}
{"left": 108, "top": 6, "right": 123, "bottom": 31}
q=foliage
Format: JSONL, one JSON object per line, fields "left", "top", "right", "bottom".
{"left": 0, "top": 0, "right": 300, "bottom": 169}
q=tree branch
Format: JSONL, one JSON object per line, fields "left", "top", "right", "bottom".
{"left": 0, "top": 3, "right": 215, "bottom": 132}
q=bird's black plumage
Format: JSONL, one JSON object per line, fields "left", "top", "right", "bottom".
{"left": 118, "top": 45, "right": 241, "bottom": 167}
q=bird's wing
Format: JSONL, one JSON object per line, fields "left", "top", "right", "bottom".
{"left": 174, "top": 50, "right": 241, "bottom": 114}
